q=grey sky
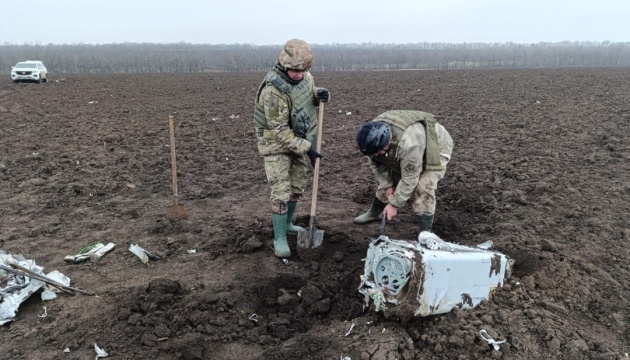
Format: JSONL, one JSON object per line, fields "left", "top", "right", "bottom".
{"left": 1, "top": 0, "right": 628, "bottom": 45}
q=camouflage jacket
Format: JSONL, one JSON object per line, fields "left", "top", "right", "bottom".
{"left": 253, "top": 66, "right": 321, "bottom": 156}
{"left": 368, "top": 114, "right": 453, "bottom": 208}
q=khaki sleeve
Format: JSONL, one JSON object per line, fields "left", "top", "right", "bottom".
{"left": 389, "top": 127, "right": 425, "bottom": 208}
{"left": 368, "top": 157, "right": 394, "bottom": 190}
{"left": 261, "top": 88, "right": 311, "bottom": 154}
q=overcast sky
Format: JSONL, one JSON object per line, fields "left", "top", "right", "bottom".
{"left": 1, "top": 0, "right": 628, "bottom": 45}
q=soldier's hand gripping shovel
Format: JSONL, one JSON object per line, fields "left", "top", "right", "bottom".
{"left": 165, "top": 115, "right": 187, "bottom": 220}
{"left": 297, "top": 103, "right": 325, "bottom": 259}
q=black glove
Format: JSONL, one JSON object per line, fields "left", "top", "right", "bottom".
{"left": 306, "top": 149, "right": 322, "bottom": 167}
{"left": 316, "top": 88, "right": 329, "bottom": 103}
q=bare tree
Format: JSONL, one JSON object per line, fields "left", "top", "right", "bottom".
{"left": 1, "top": 41, "right": 629, "bottom": 74}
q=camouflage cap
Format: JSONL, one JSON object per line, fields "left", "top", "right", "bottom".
{"left": 278, "top": 39, "right": 313, "bottom": 70}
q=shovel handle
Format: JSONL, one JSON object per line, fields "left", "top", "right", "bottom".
{"left": 309, "top": 102, "right": 325, "bottom": 218}
{"left": 380, "top": 216, "right": 387, "bottom": 235}
{"left": 168, "top": 116, "right": 179, "bottom": 203}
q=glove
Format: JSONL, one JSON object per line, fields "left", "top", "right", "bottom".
{"left": 306, "top": 149, "right": 322, "bottom": 167}
{"left": 316, "top": 88, "right": 329, "bottom": 103}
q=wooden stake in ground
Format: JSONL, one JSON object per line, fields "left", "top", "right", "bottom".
{"left": 166, "top": 115, "right": 187, "bottom": 220}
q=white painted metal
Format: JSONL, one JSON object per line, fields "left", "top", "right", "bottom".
{"left": 359, "top": 232, "right": 511, "bottom": 317}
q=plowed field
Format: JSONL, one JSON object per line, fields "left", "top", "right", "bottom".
{"left": 0, "top": 68, "right": 629, "bottom": 359}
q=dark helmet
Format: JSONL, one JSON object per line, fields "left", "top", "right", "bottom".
{"left": 356, "top": 122, "right": 391, "bottom": 155}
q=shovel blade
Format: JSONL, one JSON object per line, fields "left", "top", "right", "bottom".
{"left": 166, "top": 204, "right": 187, "bottom": 220}
{"left": 297, "top": 227, "right": 324, "bottom": 249}
{"left": 297, "top": 227, "right": 324, "bottom": 261}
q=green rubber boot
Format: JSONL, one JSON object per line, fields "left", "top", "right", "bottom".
{"left": 353, "top": 197, "right": 387, "bottom": 225}
{"left": 286, "top": 201, "right": 304, "bottom": 235}
{"left": 418, "top": 213, "right": 434, "bottom": 232}
{"left": 272, "top": 213, "right": 291, "bottom": 258}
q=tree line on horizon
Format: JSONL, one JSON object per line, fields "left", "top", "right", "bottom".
{"left": 1, "top": 41, "right": 629, "bottom": 74}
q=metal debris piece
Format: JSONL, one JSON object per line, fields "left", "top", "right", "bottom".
{"left": 38, "top": 307, "right": 48, "bottom": 318}
{"left": 0, "top": 251, "right": 72, "bottom": 325}
{"left": 344, "top": 323, "right": 355, "bottom": 337}
{"left": 94, "top": 343, "right": 108, "bottom": 359}
{"left": 129, "top": 244, "right": 160, "bottom": 265}
{"left": 477, "top": 240, "right": 494, "bottom": 250}
{"left": 41, "top": 287, "right": 59, "bottom": 301}
{"left": 64, "top": 242, "right": 116, "bottom": 263}
{"left": 479, "top": 329, "right": 506, "bottom": 350}
{"left": 359, "top": 231, "right": 512, "bottom": 317}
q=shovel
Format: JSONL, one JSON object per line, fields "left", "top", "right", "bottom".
{"left": 166, "top": 115, "right": 187, "bottom": 220}
{"left": 297, "top": 102, "right": 326, "bottom": 256}
{"left": 377, "top": 216, "right": 388, "bottom": 239}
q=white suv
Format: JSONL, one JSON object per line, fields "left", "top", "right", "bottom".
{"left": 11, "top": 60, "right": 48, "bottom": 83}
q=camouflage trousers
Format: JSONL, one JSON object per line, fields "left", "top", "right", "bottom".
{"left": 375, "top": 155, "right": 450, "bottom": 215}
{"left": 263, "top": 153, "right": 308, "bottom": 213}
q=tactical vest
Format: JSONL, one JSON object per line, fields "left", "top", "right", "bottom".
{"left": 373, "top": 110, "right": 444, "bottom": 172}
{"left": 253, "top": 68, "right": 318, "bottom": 144}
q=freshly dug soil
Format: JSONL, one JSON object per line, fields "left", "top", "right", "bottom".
{"left": 0, "top": 68, "right": 629, "bottom": 359}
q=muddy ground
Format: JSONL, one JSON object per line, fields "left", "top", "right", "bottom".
{"left": 0, "top": 68, "right": 629, "bottom": 360}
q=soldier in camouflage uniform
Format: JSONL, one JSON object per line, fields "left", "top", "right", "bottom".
{"left": 354, "top": 110, "right": 454, "bottom": 234}
{"left": 253, "top": 39, "right": 330, "bottom": 258}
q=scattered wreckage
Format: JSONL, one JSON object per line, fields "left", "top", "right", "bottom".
{"left": 0, "top": 251, "right": 80, "bottom": 325}
{"left": 1, "top": 241, "right": 162, "bottom": 325}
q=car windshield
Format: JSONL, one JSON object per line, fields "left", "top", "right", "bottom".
{"left": 16, "top": 63, "right": 37, "bottom": 69}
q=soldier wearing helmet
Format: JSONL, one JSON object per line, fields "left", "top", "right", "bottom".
{"left": 355, "top": 110, "right": 454, "bottom": 234}
{"left": 253, "top": 38, "right": 330, "bottom": 258}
